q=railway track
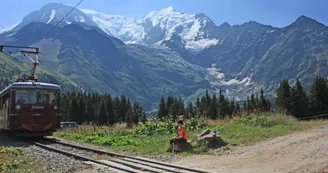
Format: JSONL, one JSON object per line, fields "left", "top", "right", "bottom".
{"left": 26, "top": 138, "right": 211, "bottom": 173}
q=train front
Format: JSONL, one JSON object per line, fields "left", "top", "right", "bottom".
{"left": 12, "top": 82, "right": 60, "bottom": 136}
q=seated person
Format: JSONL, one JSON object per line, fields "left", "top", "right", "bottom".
{"left": 170, "top": 120, "right": 188, "bottom": 146}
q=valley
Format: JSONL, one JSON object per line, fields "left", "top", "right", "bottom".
{"left": 1, "top": 2, "right": 327, "bottom": 110}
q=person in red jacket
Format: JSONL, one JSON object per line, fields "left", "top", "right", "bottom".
{"left": 170, "top": 120, "right": 188, "bottom": 146}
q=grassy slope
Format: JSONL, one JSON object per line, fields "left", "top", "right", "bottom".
{"left": 53, "top": 113, "right": 327, "bottom": 154}
{"left": 0, "top": 52, "right": 79, "bottom": 92}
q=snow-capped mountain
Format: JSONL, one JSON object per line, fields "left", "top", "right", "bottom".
{"left": 12, "top": 2, "right": 98, "bottom": 32}
{"left": 6, "top": 3, "right": 220, "bottom": 51}
{"left": 82, "top": 6, "right": 220, "bottom": 51}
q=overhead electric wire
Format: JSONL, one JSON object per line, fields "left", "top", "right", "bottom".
{"left": 42, "top": 0, "right": 84, "bottom": 38}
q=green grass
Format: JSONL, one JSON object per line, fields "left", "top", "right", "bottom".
{"left": 218, "top": 113, "right": 326, "bottom": 145}
{"left": 54, "top": 114, "right": 327, "bottom": 154}
{"left": 0, "top": 146, "right": 44, "bottom": 173}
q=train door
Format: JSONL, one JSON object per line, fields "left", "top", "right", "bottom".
{"left": 0, "top": 91, "right": 10, "bottom": 129}
{"left": 0, "top": 94, "right": 5, "bottom": 129}
{"left": 9, "top": 90, "right": 15, "bottom": 129}
{"left": 7, "top": 91, "right": 13, "bottom": 129}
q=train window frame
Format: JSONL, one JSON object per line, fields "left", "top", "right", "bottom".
{"left": 15, "top": 89, "right": 38, "bottom": 105}
{"left": 38, "top": 90, "right": 58, "bottom": 105}
{"left": 12, "top": 88, "right": 59, "bottom": 105}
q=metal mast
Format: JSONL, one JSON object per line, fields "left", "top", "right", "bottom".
{"left": 0, "top": 45, "right": 40, "bottom": 81}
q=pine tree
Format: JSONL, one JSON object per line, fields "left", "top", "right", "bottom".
{"left": 59, "top": 94, "right": 70, "bottom": 121}
{"left": 276, "top": 79, "right": 292, "bottom": 114}
{"left": 246, "top": 96, "right": 251, "bottom": 115}
{"left": 309, "top": 76, "right": 328, "bottom": 115}
{"left": 230, "top": 99, "right": 235, "bottom": 115}
{"left": 133, "top": 102, "right": 141, "bottom": 124}
{"left": 266, "top": 99, "right": 272, "bottom": 112}
{"left": 205, "top": 90, "right": 211, "bottom": 108}
{"left": 119, "top": 95, "right": 127, "bottom": 122}
{"left": 290, "top": 79, "right": 309, "bottom": 118}
{"left": 70, "top": 97, "right": 79, "bottom": 122}
{"left": 106, "top": 95, "right": 115, "bottom": 125}
{"left": 166, "top": 96, "right": 174, "bottom": 116}
{"left": 196, "top": 98, "right": 200, "bottom": 108}
{"left": 77, "top": 98, "right": 85, "bottom": 124}
{"left": 236, "top": 102, "right": 241, "bottom": 114}
{"left": 255, "top": 94, "right": 260, "bottom": 112}
{"left": 85, "top": 99, "right": 94, "bottom": 124}
{"left": 199, "top": 96, "right": 207, "bottom": 115}
{"left": 243, "top": 101, "right": 247, "bottom": 113}
{"left": 178, "top": 97, "right": 185, "bottom": 115}
{"left": 259, "top": 89, "right": 267, "bottom": 112}
{"left": 187, "top": 102, "right": 194, "bottom": 117}
{"left": 125, "top": 108, "right": 134, "bottom": 128}
{"left": 250, "top": 94, "right": 256, "bottom": 113}
{"left": 113, "top": 96, "right": 120, "bottom": 123}
{"left": 210, "top": 94, "right": 217, "bottom": 119}
{"left": 172, "top": 97, "right": 179, "bottom": 121}
{"left": 158, "top": 96, "right": 166, "bottom": 119}
{"left": 218, "top": 89, "right": 228, "bottom": 119}
{"left": 98, "top": 101, "right": 108, "bottom": 125}
{"left": 141, "top": 111, "right": 147, "bottom": 123}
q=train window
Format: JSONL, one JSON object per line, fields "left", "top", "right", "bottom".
{"left": 38, "top": 90, "right": 57, "bottom": 104}
{"left": 15, "top": 90, "right": 37, "bottom": 104}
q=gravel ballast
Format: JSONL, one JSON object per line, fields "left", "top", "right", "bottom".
{"left": 0, "top": 133, "right": 112, "bottom": 173}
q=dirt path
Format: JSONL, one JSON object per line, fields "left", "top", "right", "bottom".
{"left": 174, "top": 125, "right": 328, "bottom": 173}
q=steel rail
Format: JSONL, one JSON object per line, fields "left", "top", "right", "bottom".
{"left": 42, "top": 137, "right": 211, "bottom": 173}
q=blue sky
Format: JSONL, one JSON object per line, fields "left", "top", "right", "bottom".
{"left": 1, "top": 0, "right": 327, "bottom": 29}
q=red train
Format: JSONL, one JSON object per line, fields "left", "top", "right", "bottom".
{"left": 0, "top": 81, "right": 61, "bottom": 137}
{"left": 0, "top": 45, "right": 61, "bottom": 137}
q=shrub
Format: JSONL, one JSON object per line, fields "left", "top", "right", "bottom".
{"left": 237, "top": 115, "right": 276, "bottom": 128}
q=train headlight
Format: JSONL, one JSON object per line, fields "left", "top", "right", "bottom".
{"left": 15, "top": 105, "right": 21, "bottom": 110}
{"left": 53, "top": 105, "right": 58, "bottom": 110}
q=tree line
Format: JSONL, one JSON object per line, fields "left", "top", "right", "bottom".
{"left": 158, "top": 75, "right": 328, "bottom": 120}
{"left": 158, "top": 89, "right": 272, "bottom": 120}
{"left": 59, "top": 92, "right": 147, "bottom": 126}
{"left": 276, "top": 76, "right": 328, "bottom": 118}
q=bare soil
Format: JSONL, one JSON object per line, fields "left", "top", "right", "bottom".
{"left": 174, "top": 125, "right": 328, "bottom": 173}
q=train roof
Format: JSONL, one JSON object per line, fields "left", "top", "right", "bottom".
{"left": 0, "top": 81, "right": 60, "bottom": 95}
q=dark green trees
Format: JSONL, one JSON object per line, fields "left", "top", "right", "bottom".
{"left": 276, "top": 76, "right": 328, "bottom": 118}
{"left": 276, "top": 79, "right": 292, "bottom": 114}
{"left": 59, "top": 92, "right": 144, "bottom": 125}
{"left": 309, "top": 76, "right": 328, "bottom": 115}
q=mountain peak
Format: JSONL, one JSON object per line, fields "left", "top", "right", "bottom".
{"left": 291, "top": 15, "right": 325, "bottom": 28}
{"left": 162, "top": 6, "right": 175, "bottom": 12}
{"left": 296, "top": 15, "right": 312, "bottom": 22}
{"left": 41, "top": 1, "right": 72, "bottom": 9}
{"left": 219, "top": 22, "right": 231, "bottom": 28}
{"left": 11, "top": 2, "right": 98, "bottom": 32}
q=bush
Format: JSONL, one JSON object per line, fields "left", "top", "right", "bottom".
{"left": 237, "top": 115, "right": 276, "bottom": 128}
{"left": 133, "top": 119, "right": 208, "bottom": 136}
